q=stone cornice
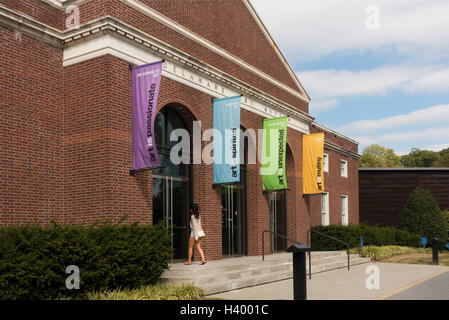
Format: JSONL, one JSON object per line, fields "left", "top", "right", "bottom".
{"left": 62, "top": 17, "right": 315, "bottom": 126}
{"left": 324, "top": 140, "right": 361, "bottom": 160}
{"left": 312, "top": 122, "right": 359, "bottom": 146}
{"left": 0, "top": 4, "right": 63, "bottom": 48}
{"left": 40, "top": 0, "right": 89, "bottom": 10}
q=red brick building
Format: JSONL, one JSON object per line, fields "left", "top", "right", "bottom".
{"left": 0, "top": 0, "right": 360, "bottom": 261}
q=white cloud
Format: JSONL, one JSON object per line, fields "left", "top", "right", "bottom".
{"left": 422, "top": 143, "right": 449, "bottom": 152}
{"left": 300, "top": 65, "right": 449, "bottom": 101}
{"left": 339, "top": 104, "right": 449, "bottom": 133}
{"left": 354, "top": 126, "right": 449, "bottom": 146}
{"left": 251, "top": 0, "right": 449, "bottom": 62}
{"left": 404, "top": 68, "right": 449, "bottom": 93}
{"left": 309, "top": 98, "right": 339, "bottom": 112}
{"left": 339, "top": 105, "right": 449, "bottom": 154}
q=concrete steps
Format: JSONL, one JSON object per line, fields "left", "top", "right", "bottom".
{"left": 159, "top": 251, "right": 370, "bottom": 295}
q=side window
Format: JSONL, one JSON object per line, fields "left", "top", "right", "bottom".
{"left": 341, "top": 195, "right": 349, "bottom": 226}
{"left": 321, "top": 192, "right": 329, "bottom": 226}
{"left": 323, "top": 153, "right": 329, "bottom": 173}
{"left": 340, "top": 160, "right": 348, "bottom": 178}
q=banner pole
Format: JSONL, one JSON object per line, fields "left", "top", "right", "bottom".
{"left": 129, "top": 166, "right": 165, "bottom": 176}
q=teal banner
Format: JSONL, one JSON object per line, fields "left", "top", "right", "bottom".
{"left": 213, "top": 96, "right": 241, "bottom": 184}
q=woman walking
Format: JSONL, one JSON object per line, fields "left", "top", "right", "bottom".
{"left": 184, "top": 203, "right": 207, "bottom": 265}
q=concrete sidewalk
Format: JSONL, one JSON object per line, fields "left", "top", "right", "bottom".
{"left": 207, "top": 262, "right": 449, "bottom": 300}
{"left": 386, "top": 270, "right": 449, "bottom": 300}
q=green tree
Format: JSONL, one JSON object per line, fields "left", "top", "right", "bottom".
{"left": 400, "top": 148, "right": 441, "bottom": 167}
{"left": 442, "top": 210, "right": 449, "bottom": 242}
{"left": 400, "top": 187, "right": 447, "bottom": 242}
{"left": 435, "top": 147, "right": 449, "bottom": 167}
{"left": 359, "top": 144, "right": 402, "bottom": 168}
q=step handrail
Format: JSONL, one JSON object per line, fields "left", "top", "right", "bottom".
{"left": 306, "top": 228, "right": 351, "bottom": 279}
{"left": 261, "top": 230, "right": 303, "bottom": 261}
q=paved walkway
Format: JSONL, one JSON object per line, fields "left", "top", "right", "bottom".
{"left": 207, "top": 262, "right": 449, "bottom": 300}
{"left": 386, "top": 269, "right": 449, "bottom": 300}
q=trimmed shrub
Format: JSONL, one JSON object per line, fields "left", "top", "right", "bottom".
{"left": 400, "top": 187, "right": 447, "bottom": 243}
{"left": 442, "top": 210, "right": 449, "bottom": 227}
{"left": 0, "top": 221, "right": 172, "bottom": 300}
{"left": 310, "top": 224, "right": 421, "bottom": 251}
{"left": 442, "top": 209, "right": 449, "bottom": 238}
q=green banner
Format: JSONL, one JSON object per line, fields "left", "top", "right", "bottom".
{"left": 261, "top": 116, "right": 288, "bottom": 191}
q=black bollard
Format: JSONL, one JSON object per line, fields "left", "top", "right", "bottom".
{"left": 287, "top": 244, "right": 311, "bottom": 300}
{"left": 432, "top": 238, "right": 439, "bottom": 265}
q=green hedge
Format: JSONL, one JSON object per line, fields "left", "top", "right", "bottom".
{"left": 310, "top": 224, "right": 421, "bottom": 251}
{"left": 0, "top": 221, "right": 172, "bottom": 300}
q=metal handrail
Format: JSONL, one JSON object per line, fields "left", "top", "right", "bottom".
{"left": 306, "top": 228, "right": 351, "bottom": 279}
{"left": 261, "top": 230, "right": 302, "bottom": 261}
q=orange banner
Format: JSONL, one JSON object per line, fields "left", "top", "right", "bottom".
{"left": 303, "top": 133, "right": 325, "bottom": 194}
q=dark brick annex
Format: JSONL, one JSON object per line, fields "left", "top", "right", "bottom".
{"left": 359, "top": 168, "right": 449, "bottom": 227}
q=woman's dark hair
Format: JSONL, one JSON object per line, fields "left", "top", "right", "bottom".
{"left": 190, "top": 203, "right": 200, "bottom": 219}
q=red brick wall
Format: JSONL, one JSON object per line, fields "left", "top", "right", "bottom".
{"left": 307, "top": 150, "right": 359, "bottom": 228}
{"left": 307, "top": 125, "right": 360, "bottom": 227}
{"left": 139, "top": 0, "right": 300, "bottom": 92}
{"left": 326, "top": 150, "right": 359, "bottom": 225}
{"left": 0, "top": 25, "right": 64, "bottom": 226}
{"left": 63, "top": 55, "right": 154, "bottom": 226}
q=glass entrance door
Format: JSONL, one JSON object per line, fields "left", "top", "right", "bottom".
{"left": 269, "top": 190, "right": 287, "bottom": 253}
{"left": 221, "top": 185, "right": 247, "bottom": 258}
{"left": 153, "top": 174, "right": 189, "bottom": 262}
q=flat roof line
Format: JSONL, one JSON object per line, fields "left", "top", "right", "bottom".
{"left": 359, "top": 167, "right": 449, "bottom": 171}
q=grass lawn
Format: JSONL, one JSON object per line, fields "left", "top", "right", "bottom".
{"left": 352, "top": 245, "right": 449, "bottom": 266}
{"left": 381, "top": 252, "right": 449, "bottom": 266}
{"left": 87, "top": 283, "right": 204, "bottom": 300}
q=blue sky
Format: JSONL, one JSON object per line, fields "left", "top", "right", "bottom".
{"left": 251, "top": 0, "right": 449, "bottom": 155}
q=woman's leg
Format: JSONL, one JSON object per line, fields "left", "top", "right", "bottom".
{"left": 195, "top": 238, "right": 206, "bottom": 263}
{"left": 185, "top": 236, "right": 195, "bottom": 264}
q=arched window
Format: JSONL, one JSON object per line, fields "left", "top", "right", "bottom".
{"left": 152, "top": 105, "right": 193, "bottom": 261}
{"left": 153, "top": 106, "right": 192, "bottom": 178}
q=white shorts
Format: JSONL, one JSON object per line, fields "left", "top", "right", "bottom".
{"left": 190, "top": 231, "right": 194, "bottom": 238}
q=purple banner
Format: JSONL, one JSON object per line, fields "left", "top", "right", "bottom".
{"left": 132, "top": 61, "right": 163, "bottom": 170}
